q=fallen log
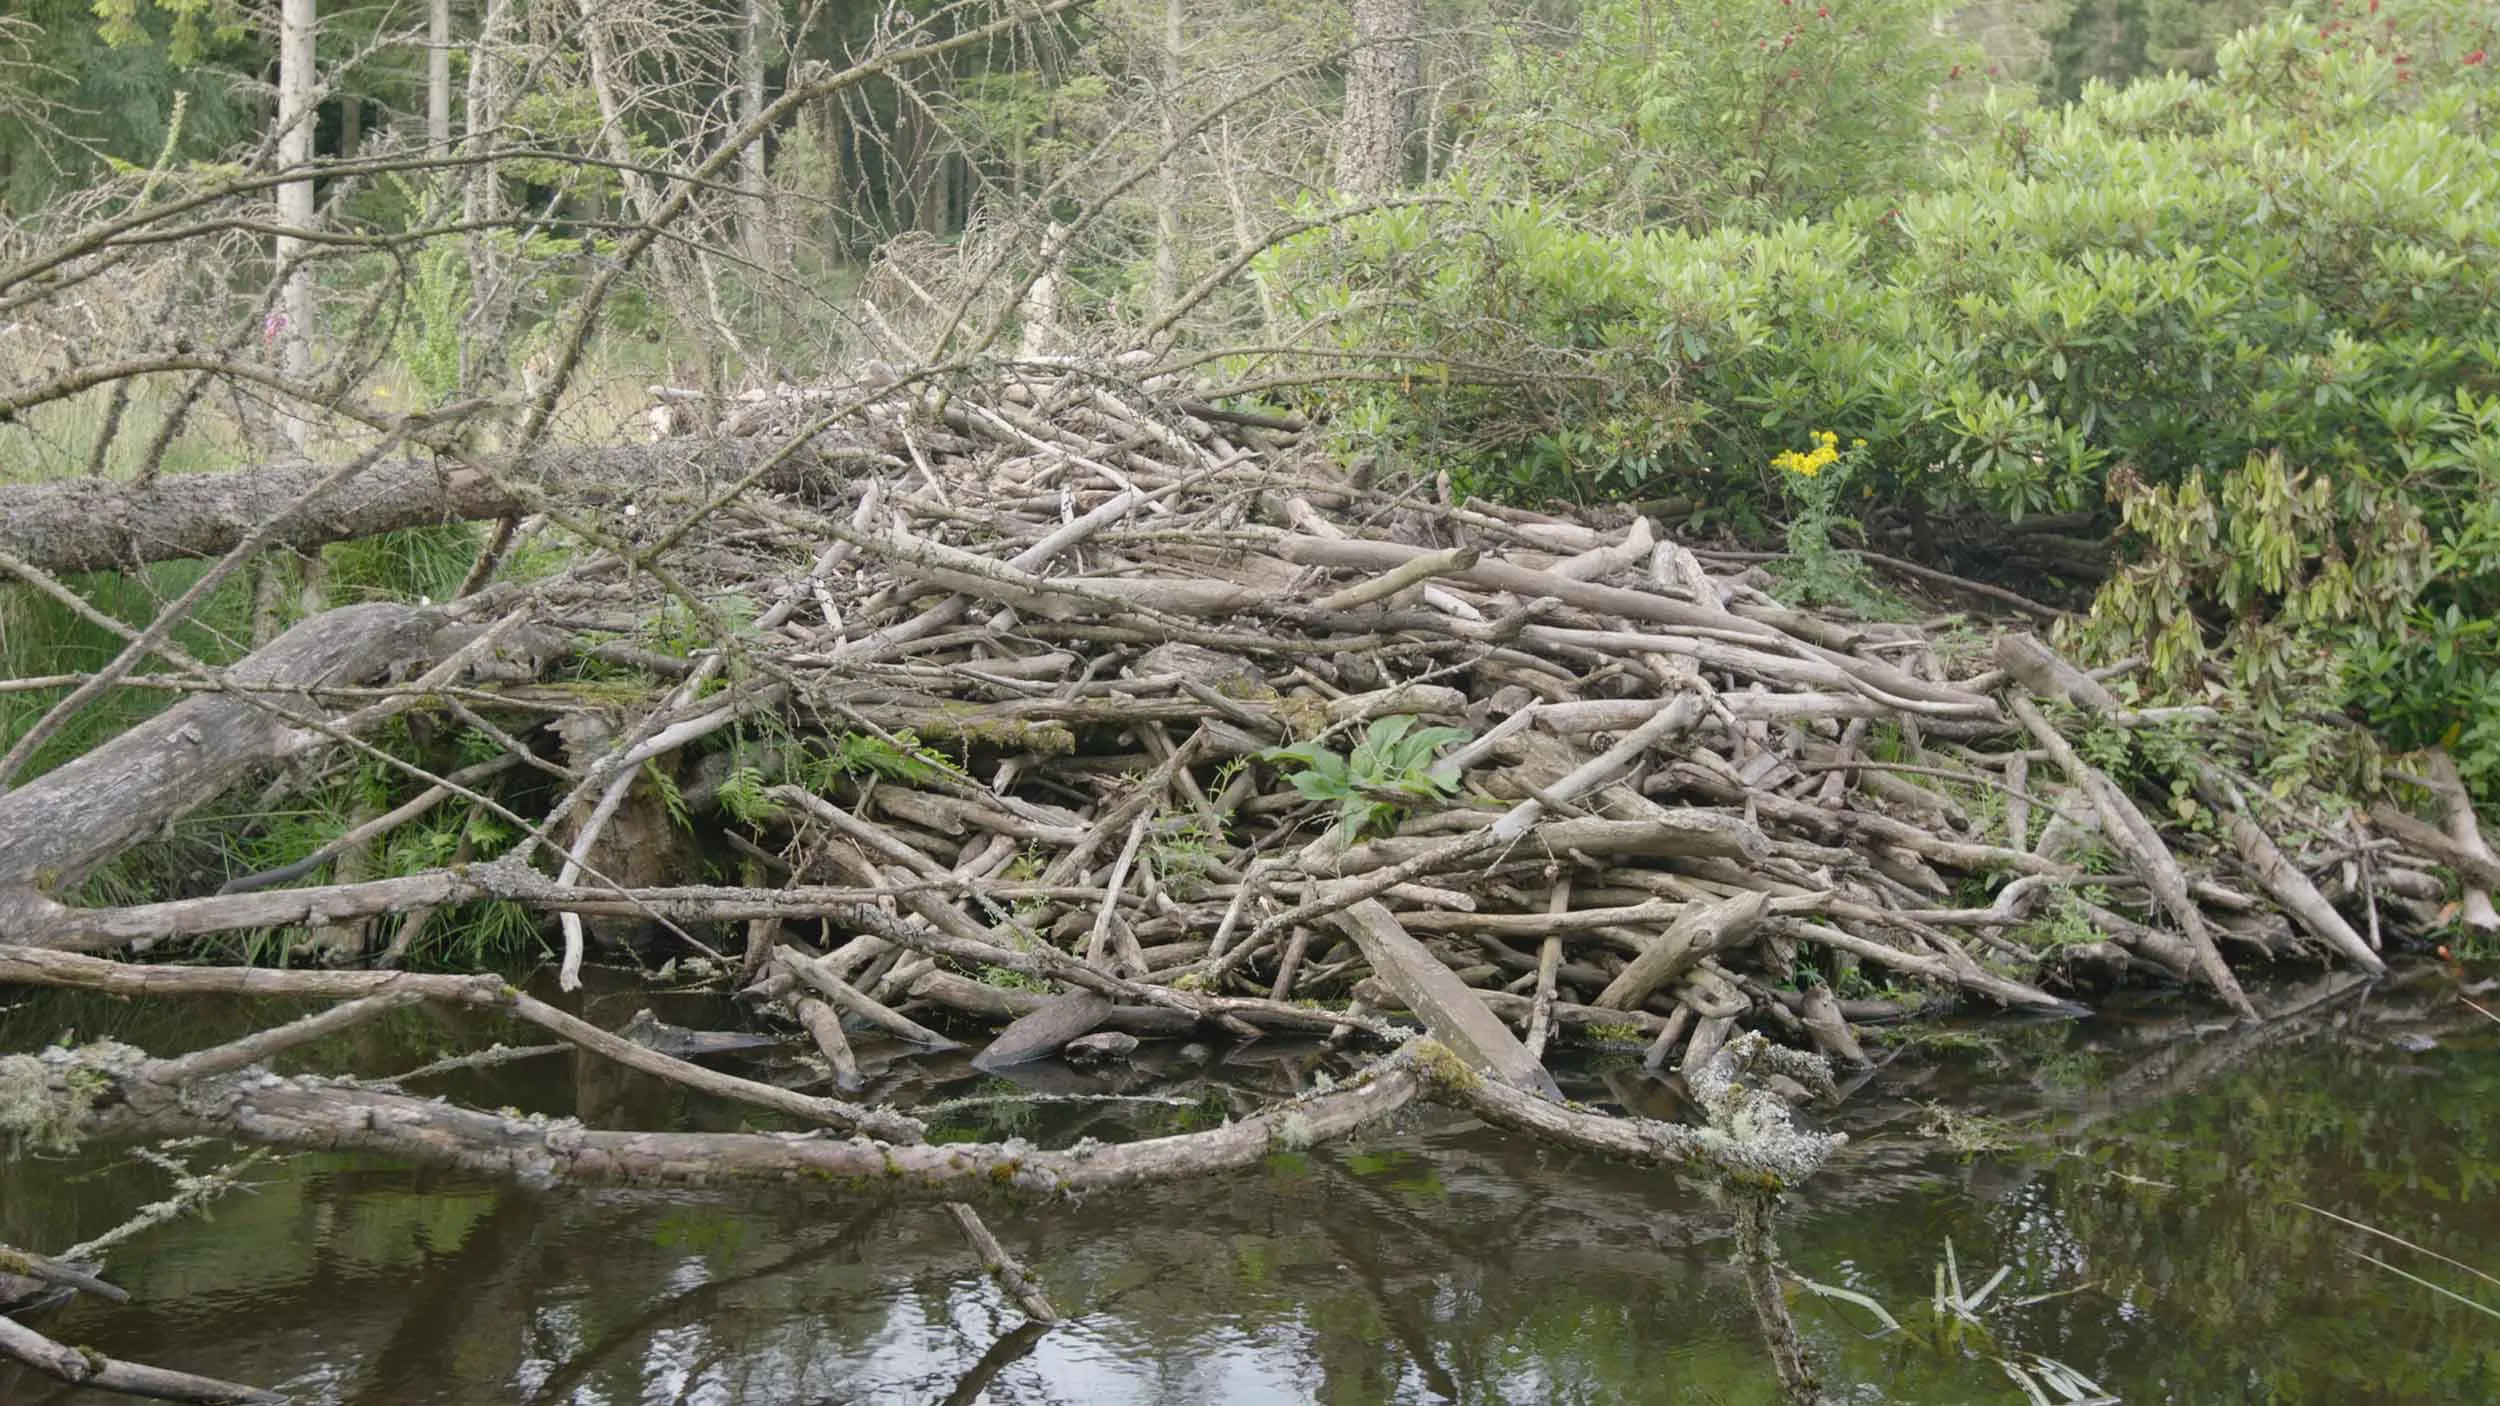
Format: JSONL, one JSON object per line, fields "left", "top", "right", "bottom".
{"left": 0, "top": 441, "right": 800, "bottom": 576}
{"left": 0, "top": 602, "right": 444, "bottom": 893}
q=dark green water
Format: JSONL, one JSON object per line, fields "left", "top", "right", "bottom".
{"left": 4, "top": 968, "right": 2497, "bottom": 1404}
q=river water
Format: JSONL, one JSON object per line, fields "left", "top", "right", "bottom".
{"left": 3, "top": 965, "right": 2495, "bottom": 1404}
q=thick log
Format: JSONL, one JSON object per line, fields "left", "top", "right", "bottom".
{"left": 54, "top": 1033, "right": 1831, "bottom": 1197}
{"left": 0, "top": 442, "right": 784, "bottom": 576}
{"left": 2371, "top": 801, "right": 2500, "bottom": 891}
{"left": 1328, "top": 899, "right": 1562, "bottom": 1098}
{"left": 0, "top": 602, "right": 442, "bottom": 894}
{"left": 1594, "top": 891, "right": 1770, "bottom": 1011}
{"left": 971, "top": 991, "right": 1113, "bottom": 1069}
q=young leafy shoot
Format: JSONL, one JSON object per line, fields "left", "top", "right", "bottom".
{"left": 1261, "top": 714, "right": 1472, "bottom": 845}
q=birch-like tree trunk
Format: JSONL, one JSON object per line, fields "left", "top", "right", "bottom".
{"left": 462, "top": 0, "right": 508, "bottom": 229}
{"left": 274, "top": 0, "right": 319, "bottom": 455}
{"left": 427, "top": 0, "right": 453, "bottom": 148}
{"left": 739, "top": 0, "right": 774, "bottom": 266}
{"left": 1333, "top": 0, "right": 1419, "bottom": 197}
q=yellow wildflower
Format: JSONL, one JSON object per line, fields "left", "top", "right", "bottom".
{"left": 1771, "top": 430, "right": 1842, "bottom": 478}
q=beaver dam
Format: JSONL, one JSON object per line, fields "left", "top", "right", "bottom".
{"left": 0, "top": 373, "right": 2488, "bottom": 1404}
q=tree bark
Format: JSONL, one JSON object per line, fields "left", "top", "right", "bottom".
{"left": 1333, "top": 0, "right": 1420, "bottom": 197}
{"left": 1152, "top": 0, "right": 1184, "bottom": 316}
{"left": 461, "top": 0, "right": 508, "bottom": 232}
{"left": 0, "top": 441, "right": 790, "bottom": 576}
{"left": 276, "top": 0, "right": 320, "bottom": 454}
{"left": 427, "top": 0, "right": 453, "bottom": 149}
{"left": 0, "top": 603, "right": 443, "bottom": 894}
{"left": 740, "top": 0, "right": 775, "bottom": 266}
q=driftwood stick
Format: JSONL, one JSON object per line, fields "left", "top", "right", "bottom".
{"left": 1310, "top": 545, "right": 1479, "bottom": 612}
{"left": 1328, "top": 899, "right": 1561, "bottom": 1097}
{"left": 1522, "top": 878, "right": 1570, "bottom": 1062}
{"left": 776, "top": 947, "right": 960, "bottom": 1048}
{"left": 1088, "top": 809, "right": 1155, "bottom": 972}
{"left": 1595, "top": 891, "right": 1770, "bottom": 1012}
{"left": 2007, "top": 694, "right": 2256, "bottom": 1020}
{"left": 0, "top": 945, "right": 924, "bottom": 1141}
{"left": 0, "top": 1315, "right": 285, "bottom": 1405}
{"left": 0, "top": 1246, "right": 129, "bottom": 1305}
{"left": 945, "top": 1203, "right": 1062, "bottom": 1323}
{"left": 142, "top": 991, "right": 427, "bottom": 1085}
{"left": 793, "top": 995, "right": 863, "bottom": 1088}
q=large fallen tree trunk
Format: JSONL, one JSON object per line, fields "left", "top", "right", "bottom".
{"left": 0, "top": 602, "right": 444, "bottom": 891}
{"left": 0, "top": 441, "right": 802, "bottom": 576}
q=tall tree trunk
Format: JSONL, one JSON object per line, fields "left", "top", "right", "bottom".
{"left": 462, "top": 0, "right": 508, "bottom": 229}
{"left": 740, "top": 0, "right": 774, "bottom": 267}
{"left": 276, "top": 0, "right": 319, "bottom": 454}
{"left": 427, "top": 0, "right": 452, "bottom": 149}
{"left": 1333, "top": 0, "right": 1419, "bottom": 197}
{"left": 1151, "top": 0, "right": 1183, "bottom": 318}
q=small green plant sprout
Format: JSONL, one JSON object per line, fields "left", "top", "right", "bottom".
{"left": 1794, "top": 1239, "right": 2112, "bottom": 1404}
{"left": 1260, "top": 714, "right": 1471, "bottom": 844}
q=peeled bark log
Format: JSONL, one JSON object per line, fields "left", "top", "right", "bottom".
{"left": 1594, "top": 891, "right": 1770, "bottom": 1012}
{"left": 1328, "top": 899, "right": 1562, "bottom": 1099}
{"left": 0, "top": 602, "right": 442, "bottom": 893}
{"left": 971, "top": 991, "right": 1113, "bottom": 1069}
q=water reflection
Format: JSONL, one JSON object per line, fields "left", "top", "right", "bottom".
{"left": 4, "top": 968, "right": 2497, "bottom": 1403}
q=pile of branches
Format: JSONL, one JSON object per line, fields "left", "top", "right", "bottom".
{"left": 0, "top": 373, "right": 2489, "bottom": 1399}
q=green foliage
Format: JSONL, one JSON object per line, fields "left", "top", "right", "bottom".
{"left": 1260, "top": 714, "right": 1470, "bottom": 845}
{"left": 0, "top": 559, "right": 256, "bottom": 780}
{"left": 1145, "top": 811, "right": 1226, "bottom": 893}
{"left": 1765, "top": 429, "right": 1887, "bottom": 609}
{"left": 1466, "top": 0, "right": 1986, "bottom": 230}
{"left": 715, "top": 763, "right": 778, "bottom": 827}
{"left": 2042, "top": 0, "right": 2293, "bottom": 100}
{"left": 977, "top": 964, "right": 1050, "bottom": 993}
{"left": 92, "top": 0, "right": 246, "bottom": 67}
{"left": 644, "top": 760, "right": 692, "bottom": 834}
{"left": 1287, "top": 0, "right": 2500, "bottom": 798}
{"left": 2015, "top": 885, "right": 2113, "bottom": 949}
{"left": 390, "top": 229, "right": 474, "bottom": 409}
{"left": 800, "top": 729, "right": 963, "bottom": 789}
